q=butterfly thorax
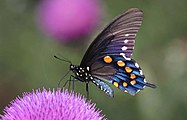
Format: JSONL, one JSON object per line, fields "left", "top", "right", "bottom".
{"left": 70, "top": 64, "right": 94, "bottom": 82}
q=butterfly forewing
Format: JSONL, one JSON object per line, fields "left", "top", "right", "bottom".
{"left": 81, "top": 8, "right": 143, "bottom": 66}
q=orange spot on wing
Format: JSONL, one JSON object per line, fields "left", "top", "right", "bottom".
{"left": 125, "top": 67, "right": 132, "bottom": 73}
{"left": 130, "top": 74, "right": 136, "bottom": 79}
{"left": 113, "top": 82, "right": 119, "bottom": 88}
{"left": 123, "top": 82, "right": 128, "bottom": 87}
{"left": 117, "top": 60, "right": 125, "bottom": 67}
{"left": 103, "top": 56, "right": 112, "bottom": 63}
{"left": 130, "top": 80, "right": 136, "bottom": 85}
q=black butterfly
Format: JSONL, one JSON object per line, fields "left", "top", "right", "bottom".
{"left": 57, "top": 8, "right": 156, "bottom": 98}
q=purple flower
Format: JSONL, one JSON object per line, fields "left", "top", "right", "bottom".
{"left": 1, "top": 88, "right": 106, "bottom": 120}
{"left": 37, "top": 0, "right": 102, "bottom": 42}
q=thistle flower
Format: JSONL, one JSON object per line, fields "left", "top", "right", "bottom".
{"left": 37, "top": 0, "right": 102, "bottom": 42}
{"left": 1, "top": 88, "right": 106, "bottom": 120}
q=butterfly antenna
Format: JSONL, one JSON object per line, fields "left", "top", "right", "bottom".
{"left": 54, "top": 55, "right": 72, "bottom": 64}
{"left": 58, "top": 70, "right": 71, "bottom": 87}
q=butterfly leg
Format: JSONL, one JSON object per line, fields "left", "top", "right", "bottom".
{"left": 58, "top": 70, "right": 70, "bottom": 87}
{"left": 71, "top": 75, "right": 76, "bottom": 91}
{"left": 63, "top": 79, "right": 70, "bottom": 88}
{"left": 67, "top": 75, "right": 73, "bottom": 91}
{"left": 86, "top": 82, "right": 89, "bottom": 100}
{"left": 63, "top": 75, "right": 76, "bottom": 91}
{"left": 62, "top": 79, "right": 71, "bottom": 92}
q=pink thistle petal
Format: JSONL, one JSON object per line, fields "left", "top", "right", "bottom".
{"left": 1, "top": 88, "right": 106, "bottom": 120}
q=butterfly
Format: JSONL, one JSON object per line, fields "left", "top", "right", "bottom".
{"left": 59, "top": 8, "right": 156, "bottom": 98}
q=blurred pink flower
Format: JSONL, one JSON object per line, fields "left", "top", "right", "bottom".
{"left": 1, "top": 88, "right": 106, "bottom": 120}
{"left": 37, "top": 0, "right": 102, "bottom": 42}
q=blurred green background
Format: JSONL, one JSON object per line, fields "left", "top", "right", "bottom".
{"left": 1, "top": 0, "right": 187, "bottom": 120}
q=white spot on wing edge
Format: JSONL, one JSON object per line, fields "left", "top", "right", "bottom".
{"left": 136, "top": 90, "right": 140, "bottom": 93}
{"left": 135, "top": 62, "right": 140, "bottom": 68}
{"left": 140, "top": 70, "right": 143, "bottom": 75}
{"left": 124, "top": 39, "right": 128, "bottom": 43}
{"left": 125, "top": 34, "right": 129, "bottom": 36}
{"left": 121, "top": 46, "right": 128, "bottom": 51}
{"left": 120, "top": 53, "right": 131, "bottom": 60}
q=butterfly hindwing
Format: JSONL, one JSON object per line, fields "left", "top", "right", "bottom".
{"left": 91, "top": 55, "right": 148, "bottom": 95}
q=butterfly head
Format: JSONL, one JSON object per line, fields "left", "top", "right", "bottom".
{"left": 70, "top": 64, "right": 77, "bottom": 72}
{"left": 70, "top": 64, "right": 81, "bottom": 78}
